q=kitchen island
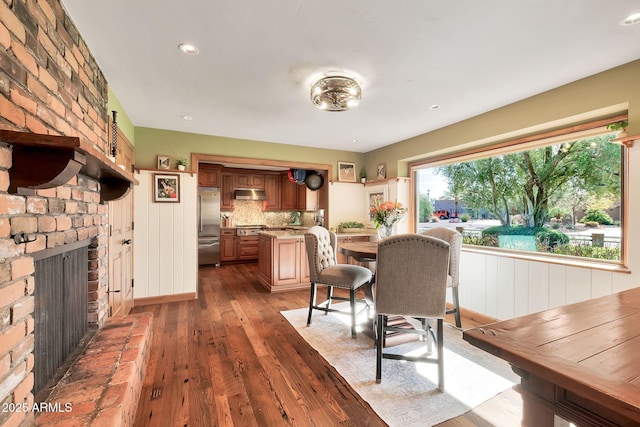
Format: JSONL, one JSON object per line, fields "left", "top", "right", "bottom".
{"left": 258, "top": 230, "right": 310, "bottom": 292}
{"left": 257, "top": 229, "right": 376, "bottom": 292}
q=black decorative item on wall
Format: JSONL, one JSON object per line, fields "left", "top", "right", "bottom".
{"left": 111, "top": 110, "right": 118, "bottom": 158}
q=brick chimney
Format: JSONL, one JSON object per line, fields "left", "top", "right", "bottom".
{"left": 0, "top": 1, "right": 116, "bottom": 425}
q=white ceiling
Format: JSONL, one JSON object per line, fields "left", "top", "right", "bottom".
{"left": 60, "top": 1, "right": 640, "bottom": 153}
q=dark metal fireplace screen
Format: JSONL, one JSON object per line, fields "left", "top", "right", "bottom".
{"left": 33, "top": 240, "right": 90, "bottom": 394}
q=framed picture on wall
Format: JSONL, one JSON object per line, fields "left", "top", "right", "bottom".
{"left": 376, "top": 163, "right": 386, "bottom": 180}
{"left": 338, "top": 161, "right": 356, "bottom": 182}
{"left": 366, "top": 185, "right": 388, "bottom": 226}
{"left": 153, "top": 173, "right": 180, "bottom": 202}
{"left": 157, "top": 155, "right": 170, "bottom": 170}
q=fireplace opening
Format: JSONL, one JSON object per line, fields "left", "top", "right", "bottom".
{"left": 32, "top": 239, "right": 94, "bottom": 400}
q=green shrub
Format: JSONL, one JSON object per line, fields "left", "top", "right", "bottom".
{"left": 548, "top": 206, "right": 569, "bottom": 219}
{"left": 459, "top": 213, "right": 470, "bottom": 223}
{"left": 536, "top": 229, "right": 570, "bottom": 248}
{"left": 463, "top": 235, "right": 498, "bottom": 247}
{"left": 481, "top": 226, "right": 569, "bottom": 249}
{"left": 338, "top": 221, "right": 364, "bottom": 229}
{"left": 549, "top": 242, "right": 620, "bottom": 261}
{"left": 580, "top": 209, "right": 613, "bottom": 225}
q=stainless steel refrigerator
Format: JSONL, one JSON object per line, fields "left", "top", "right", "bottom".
{"left": 198, "top": 187, "right": 220, "bottom": 266}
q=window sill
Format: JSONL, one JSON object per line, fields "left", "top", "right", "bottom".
{"left": 462, "top": 245, "right": 630, "bottom": 274}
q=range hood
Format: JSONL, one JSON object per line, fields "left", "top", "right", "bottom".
{"left": 234, "top": 188, "right": 267, "bottom": 200}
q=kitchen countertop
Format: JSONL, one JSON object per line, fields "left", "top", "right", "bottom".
{"left": 259, "top": 230, "right": 307, "bottom": 239}
{"left": 259, "top": 229, "right": 376, "bottom": 239}
{"left": 221, "top": 225, "right": 310, "bottom": 231}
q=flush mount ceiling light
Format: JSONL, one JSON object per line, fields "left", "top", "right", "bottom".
{"left": 310, "top": 75, "right": 361, "bottom": 111}
{"left": 620, "top": 11, "right": 640, "bottom": 25}
{"left": 178, "top": 43, "right": 199, "bottom": 55}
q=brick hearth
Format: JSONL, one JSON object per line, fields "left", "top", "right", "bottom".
{"left": 34, "top": 313, "right": 152, "bottom": 426}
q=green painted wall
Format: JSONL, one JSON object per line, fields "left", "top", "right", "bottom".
{"left": 365, "top": 59, "right": 640, "bottom": 177}
{"left": 134, "top": 127, "right": 364, "bottom": 181}
{"left": 107, "top": 87, "right": 135, "bottom": 144}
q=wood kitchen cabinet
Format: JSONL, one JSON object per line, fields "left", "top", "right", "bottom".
{"left": 237, "top": 235, "right": 259, "bottom": 260}
{"left": 281, "top": 174, "right": 309, "bottom": 211}
{"left": 263, "top": 173, "right": 280, "bottom": 211}
{"left": 258, "top": 234, "right": 310, "bottom": 292}
{"left": 220, "top": 229, "right": 237, "bottom": 261}
{"left": 220, "top": 172, "right": 234, "bottom": 211}
{"left": 299, "top": 185, "right": 316, "bottom": 211}
{"left": 336, "top": 235, "right": 372, "bottom": 265}
{"left": 280, "top": 174, "right": 299, "bottom": 210}
{"left": 235, "top": 172, "right": 264, "bottom": 189}
{"left": 198, "top": 164, "right": 221, "bottom": 187}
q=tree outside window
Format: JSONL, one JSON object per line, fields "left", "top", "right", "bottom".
{"left": 416, "top": 130, "right": 624, "bottom": 262}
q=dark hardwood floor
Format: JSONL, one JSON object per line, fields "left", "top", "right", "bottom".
{"left": 132, "top": 263, "right": 523, "bottom": 426}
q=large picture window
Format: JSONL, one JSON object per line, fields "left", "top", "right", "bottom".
{"left": 413, "top": 119, "right": 627, "bottom": 266}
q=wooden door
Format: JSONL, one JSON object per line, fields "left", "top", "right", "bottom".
{"left": 109, "top": 193, "right": 134, "bottom": 316}
{"left": 108, "top": 121, "right": 134, "bottom": 316}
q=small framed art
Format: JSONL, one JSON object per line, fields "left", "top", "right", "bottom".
{"left": 153, "top": 173, "right": 180, "bottom": 202}
{"left": 376, "top": 163, "right": 387, "bottom": 180}
{"left": 157, "top": 155, "right": 170, "bottom": 170}
{"left": 338, "top": 162, "right": 356, "bottom": 182}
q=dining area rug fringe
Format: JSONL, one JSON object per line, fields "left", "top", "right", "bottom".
{"left": 281, "top": 303, "right": 517, "bottom": 427}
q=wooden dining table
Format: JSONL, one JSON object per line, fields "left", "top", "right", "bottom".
{"left": 338, "top": 241, "right": 378, "bottom": 263}
{"left": 463, "top": 287, "right": 640, "bottom": 426}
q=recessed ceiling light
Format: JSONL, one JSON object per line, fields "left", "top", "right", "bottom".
{"left": 181, "top": 115, "right": 193, "bottom": 121}
{"left": 178, "top": 43, "right": 199, "bottom": 55}
{"left": 353, "top": 138, "right": 359, "bottom": 143}
{"left": 620, "top": 11, "right": 640, "bottom": 26}
{"left": 430, "top": 104, "right": 440, "bottom": 110}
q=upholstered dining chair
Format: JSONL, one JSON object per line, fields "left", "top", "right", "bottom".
{"left": 374, "top": 234, "right": 450, "bottom": 390}
{"left": 422, "top": 227, "right": 463, "bottom": 328}
{"left": 304, "top": 226, "right": 372, "bottom": 338}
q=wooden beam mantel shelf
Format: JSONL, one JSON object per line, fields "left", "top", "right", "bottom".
{"left": 0, "top": 129, "right": 138, "bottom": 202}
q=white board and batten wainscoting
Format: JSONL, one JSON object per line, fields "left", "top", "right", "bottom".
{"left": 133, "top": 170, "right": 198, "bottom": 305}
{"left": 459, "top": 252, "right": 636, "bottom": 322}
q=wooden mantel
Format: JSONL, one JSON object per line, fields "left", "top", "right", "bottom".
{"left": 0, "top": 129, "right": 138, "bottom": 202}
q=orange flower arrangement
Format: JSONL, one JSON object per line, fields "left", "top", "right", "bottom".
{"left": 370, "top": 199, "right": 406, "bottom": 236}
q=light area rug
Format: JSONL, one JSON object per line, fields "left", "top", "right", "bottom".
{"left": 281, "top": 304, "right": 518, "bottom": 427}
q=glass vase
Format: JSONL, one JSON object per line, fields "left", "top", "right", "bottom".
{"left": 378, "top": 223, "right": 395, "bottom": 240}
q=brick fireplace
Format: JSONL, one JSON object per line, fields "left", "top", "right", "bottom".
{"left": 0, "top": 1, "right": 132, "bottom": 426}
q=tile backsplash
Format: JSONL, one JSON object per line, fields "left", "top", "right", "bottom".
{"left": 228, "top": 201, "right": 315, "bottom": 227}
